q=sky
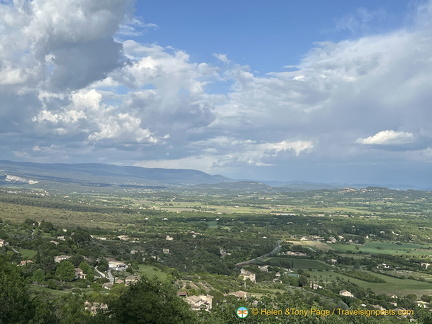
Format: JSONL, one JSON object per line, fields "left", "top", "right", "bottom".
{"left": 1, "top": 0, "right": 432, "bottom": 187}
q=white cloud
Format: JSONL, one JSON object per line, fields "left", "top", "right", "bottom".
{"left": 357, "top": 130, "right": 415, "bottom": 145}
{"left": 2, "top": 0, "right": 432, "bottom": 184}
{"left": 213, "top": 53, "right": 230, "bottom": 64}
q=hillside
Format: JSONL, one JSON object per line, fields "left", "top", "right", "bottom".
{"left": 0, "top": 160, "right": 231, "bottom": 192}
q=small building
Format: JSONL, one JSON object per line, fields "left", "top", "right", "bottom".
{"left": 75, "top": 268, "right": 86, "bottom": 280}
{"left": 326, "top": 237, "right": 337, "bottom": 243}
{"left": 102, "top": 282, "right": 114, "bottom": 290}
{"left": 107, "top": 258, "right": 128, "bottom": 271}
{"left": 417, "top": 301, "right": 428, "bottom": 308}
{"left": 163, "top": 248, "right": 170, "bottom": 254}
{"left": 177, "top": 291, "right": 188, "bottom": 298}
{"left": 54, "top": 255, "right": 71, "bottom": 263}
{"left": 166, "top": 235, "right": 174, "bottom": 241}
{"left": 309, "top": 283, "right": 323, "bottom": 290}
{"left": 421, "top": 263, "right": 431, "bottom": 269}
{"left": 0, "top": 239, "right": 8, "bottom": 247}
{"left": 185, "top": 295, "right": 213, "bottom": 311}
{"left": 339, "top": 290, "right": 354, "bottom": 298}
{"left": 240, "top": 269, "right": 256, "bottom": 283}
{"left": 258, "top": 265, "right": 269, "bottom": 272}
{"left": 377, "top": 263, "right": 390, "bottom": 269}
{"left": 125, "top": 275, "right": 140, "bottom": 286}
{"left": 20, "top": 260, "right": 34, "bottom": 266}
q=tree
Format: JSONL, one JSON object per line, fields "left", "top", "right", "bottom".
{"left": 56, "top": 260, "right": 75, "bottom": 282}
{"left": 40, "top": 220, "right": 54, "bottom": 233}
{"left": 56, "top": 294, "right": 92, "bottom": 324}
{"left": 0, "top": 256, "right": 35, "bottom": 323}
{"left": 32, "top": 268, "right": 45, "bottom": 284}
{"left": 79, "top": 261, "right": 94, "bottom": 281}
{"left": 298, "top": 274, "right": 309, "bottom": 287}
{"left": 98, "top": 258, "right": 109, "bottom": 272}
{"left": 108, "top": 276, "right": 197, "bottom": 324}
{"left": 69, "top": 255, "right": 84, "bottom": 267}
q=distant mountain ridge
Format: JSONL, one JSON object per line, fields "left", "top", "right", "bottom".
{"left": 0, "top": 160, "right": 230, "bottom": 189}
{"left": 0, "top": 160, "right": 428, "bottom": 193}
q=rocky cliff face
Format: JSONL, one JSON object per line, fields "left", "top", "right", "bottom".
{"left": 5, "top": 175, "right": 38, "bottom": 185}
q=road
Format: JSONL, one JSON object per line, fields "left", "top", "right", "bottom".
{"left": 95, "top": 267, "right": 114, "bottom": 282}
{"left": 235, "top": 240, "right": 281, "bottom": 267}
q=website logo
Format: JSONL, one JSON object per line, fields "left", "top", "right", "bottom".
{"left": 237, "top": 307, "right": 249, "bottom": 318}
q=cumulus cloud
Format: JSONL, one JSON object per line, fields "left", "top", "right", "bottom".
{"left": 33, "top": 89, "right": 161, "bottom": 144}
{"left": 0, "top": 0, "right": 131, "bottom": 92}
{"left": 135, "top": 138, "right": 313, "bottom": 174}
{"left": 2, "top": 0, "right": 432, "bottom": 184}
{"left": 357, "top": 130, "right": 415, "bottom": 145}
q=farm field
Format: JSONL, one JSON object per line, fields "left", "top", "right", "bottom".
{"left": 138, "top": 265, "right": 169, "bottom": 281}
{"left": 307, "top": 270, "right": 432, "bottom": 296}
{"left": 264, "top": 257, "right": 331, "bottom": 270}
{"left": 332, "top": 242, "right": 432, "bottom": 255}
{"left": 285, "top": 239, "right": 334, "bottom": 251}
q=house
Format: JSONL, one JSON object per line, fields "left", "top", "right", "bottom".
{"left": 240, "top": 269, "right": 256, "bottom": 283}
{"left": 0, "top": 239, "right": 8, "bottom": 247}
{"left": 57, "top": 236, "right": 66, "bottom": 241}
{"left": 258, "top": 265, "right": 269, "bottom": 272}
{"left": 417, "top": 301, "right": 428, "bottom": 308}
{"left": 185, "top": 295, "right": 213, "bottom": 311}
{"left": 54, "top": 255, "right": 71, "bottom": 263}
{"left": 339, "top": 290, "right": 354, "bottom": 298}
{"left": 377, "top": 263, "right": 390, "bottom": 269}
{"left": 75, "top": 268, "right": 86, "bottom": 279}
{"left": 125, "top": 275, "right": 140, "bottom": 285}
{"left": 163, "top": 248, "right": 170, "bottom": 254}
{"left": 177, "top": 291, "right": 188, "bottom": 298}
{"left": 421, "top": 263, "right": 431, "bottom": 269}
{"left": 102, "top": 282, "right": 114, "bottom": 290}
{"left": 166, "top": 235, "right": 174, "bottom": 241}
{"left": 107, "top": 258, "right": 128, "bottom": 271}
{"left": 326, "top": 237, "right": 337, "bottom": 244}
{"left": 20, "top": 260, "right": 34, "bottom": 266}
{"left": 227, "top": 291, "right": 248, "bottom": 300}
{"left": 219, "top": 248, "right": 231, "bottom": 257}
{"left": 309, "top": 283, "right": 323, "bottom": 290}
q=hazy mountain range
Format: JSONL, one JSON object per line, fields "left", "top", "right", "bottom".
{"left": 0, "top": 160, "right": 429, "bottom": 193}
